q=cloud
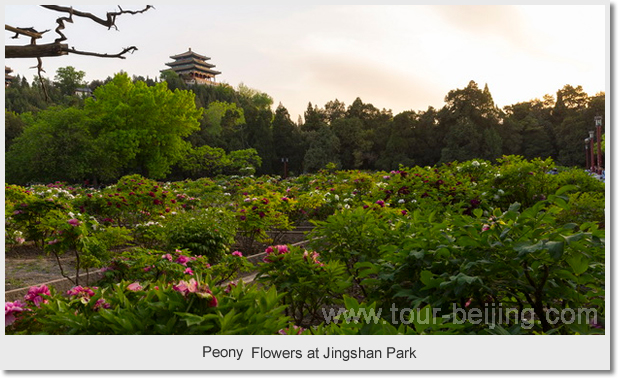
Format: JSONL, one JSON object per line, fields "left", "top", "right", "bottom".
{"left": 298, "top": 52, "right": 444, "bottom": 113}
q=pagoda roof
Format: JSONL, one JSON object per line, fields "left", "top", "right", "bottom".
{"left": 165, "top": 63, "right": 221, "bottom": 76}
{"left": 165, "top": 57, "right": 216, "bottom": 69}
{"left": 169, "top": 49, "right": 211, "bottom": 61}
{"left": 176, "top": 68, "right": 221, "bottom": 76}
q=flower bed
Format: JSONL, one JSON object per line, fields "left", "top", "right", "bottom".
{"left": 5, "top": 156, "right": 605, "bottom": 335}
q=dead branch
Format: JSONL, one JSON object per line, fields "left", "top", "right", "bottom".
{"left": 5, "top": 43, "right": 68, "bottom": 58}
{"left": 5, "top": 25, "right": 46, "bottom": 39}
{"left": 67, "top": 46, "right": 138, "bottom": 59}
{"left": 41, "top": 5, "right": 154, "bottom": 31}
{"left": 34, "top": 57, "right": 51, "bottom": 101}
{"left": 5, "top": 5, "right": 153, "bottom": 102}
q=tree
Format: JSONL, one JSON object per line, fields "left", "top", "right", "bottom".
{"left": 6, "top": 5, "right": 153, "bottom": 99}
{"left": 331, "top": 118, "right": 366, "bottom": 169}
{"left": 237, "top": 83, "right": 273, "bottom": 110}
{"left": 5, "top": 6, "right": 153, "bottom": 59}
{"left": 376, "top": 111, "right": 418, "bottom": 170}
{"left": 272, "top": 104, "right": 305, "bottom": 176}
{"left": 303, "top": 125, "right": 340, "bottom": 173}
{"left": 323, "top": 99, "right": 346, "bottom": 125}
{"left": 85, "top": 72, "right": 203, "bottom": 180}
{"left": 439, "top": 81, "right": 503, "bottom": 162}
{"left": 301, "top": 102, "right": 326, "bottom": 133}
{"left": 54, "top": 66, "right": 86, "bottom": 96}
{"left": 6, "top": 107, "right": 95, "bottom": 184}
{"left": 5, "top": 110, "right": 27, "bottom": 152}
{"left": 244, "top": 106, "right": 275, "bottom": 175}
{"left": 190, "top": 101, "right": 246, "bottom": 149}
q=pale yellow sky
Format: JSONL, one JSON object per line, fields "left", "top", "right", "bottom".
{"left": 5, "top": 4, "right": 607, "bottom": 120}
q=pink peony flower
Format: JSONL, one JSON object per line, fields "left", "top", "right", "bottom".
{"left": 67, "top": 218, "right": 80, "bottom": 227}
{"left": 184, "top": 267, "right": 194, "bottom": 275}
{"left": 67, "top": 286, "right": 96, "bottom": 298}
{"left": 5, "top": 300, "right": 27, "bottom": 326}
{"left": 225, "top": 281, "right": 237, "bottom": 294}
{"left": 127, "top": 282, "right": 143, "bottom": 292}
{"left": 275, "top": 245, "right": 289, "bottom": 254}
{"left": 24, "top": 285, "right": 51, "bottom": 307}
{"left": 162, "top": 253, "right": 173, "bottom": 261}
{"left": 173, "top": 279, "right": 198, "bottom": 296}
{"left": 93, "top": 299, "right": 111, "bottom": 311}
{"left": 175, "top": 255, "right": 190, "bottom": 266}
{"left": 231, "top": 251, "right": 243, "bottom": 257}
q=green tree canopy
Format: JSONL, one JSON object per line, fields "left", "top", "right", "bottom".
{"left": 84, "top": 72, "right": 203, "bottom": 180}
{"left": 6, "top": 107, "right": 95, "bottom": 184}
{"left": 54, "top": 66, "right": 86, "bottom": 97}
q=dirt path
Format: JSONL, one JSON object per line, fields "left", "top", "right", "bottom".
{"left": 5, "top": 228, "right": 315, "bottom": 292}
{"left": 5, "top": 243, "right": 80, "bottom": 290}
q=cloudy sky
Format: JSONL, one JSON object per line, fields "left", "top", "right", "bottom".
{"left": 4, "top": 4, "right": 607, "bottom": 120}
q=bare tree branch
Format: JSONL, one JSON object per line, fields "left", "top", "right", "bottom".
{"left": 5, "top": 5, "right": 153, "bottom": 101}
{"left": 34, "top": 57, "right": 51, "bottom": 102}
{"left": 67, "top": 46, "right": 138, "bottom": 59}
{"left": 5, "top": 25, "right": 46, "bottom": 39}
{"left": 5, "top": 43, "right": 68, "bottom": 58}
{"left": 41, "top": 5, "right": 154, "bottom": 31}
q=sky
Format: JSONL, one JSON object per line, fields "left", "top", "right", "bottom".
{"left": 4, "top": 4, "right": 608, "bottom": 121}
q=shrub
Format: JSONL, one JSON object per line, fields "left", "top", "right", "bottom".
{"left": 553, "top": 168, "right": 605, "bottom": 194}
{"left": 6, "top": 278, "right": 290, "bottom": 335}
{"left": 356, "top": 191, "right": 605, "bottom": 334}
{"left": 100, "top": 248, "right": 253, "bottom": 286}
{"left": 163, "top": 208, "right": 237, "bottom": 263}
{"left": 256, "top": 244, "right": 351, "bottom": 326}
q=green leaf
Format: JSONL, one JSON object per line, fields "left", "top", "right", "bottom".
{"left": 411, "top": 306, "right": 434, "bottom": 334}
{"left": 176, "top": 312, "right": 205, "bottom": 327}
{"left": 567, "top": 254, "right": 589, "bottom": 276}
{"left": 546, "top": 240, "right": 565, "bottom": 260}
{"left": 555, "top": 185, "right": 578, "bottom": 196}
{"left": 513, "top": 240, "right": 543, "bottom": 256}
{"left": 508, "top": 202, "right": 521, "bottom": 212}
{"left": 420, "top": 270, "right": 444, "bottom": 290}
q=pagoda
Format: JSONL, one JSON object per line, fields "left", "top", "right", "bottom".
{"left": 163, "top": 48, "right": 221, "bottom": 85}
{"left": 5, "top": 66, "right": 15, "bottom": 87}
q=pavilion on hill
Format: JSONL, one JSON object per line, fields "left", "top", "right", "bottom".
{"left": 163, "top": 48, "right": 221, "bottom": 86}
{"left": 5, "top": 66, "right": 15, "bottom": 87}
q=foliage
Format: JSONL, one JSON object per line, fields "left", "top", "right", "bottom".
{"left": 4, "top": 156, "right": 605, "bottom": 335}
{"left": 256, "top": 244, "right": 351, "bottom": 326}
{"left": 6, "top": 279, "right": 290, "bottom": 335}
{"left": 553, "top": 167, "right": 605, "bottom": 193}
{"left": 84, "top": 73, "right": 203, "bottom": 180}
{"left": 99, "top": 247, "right": 252, "bottom": 286}
{"left": 5, "top": 106, "right": 96, "bottom": 185}
{"left": 54, "top": 66, "right": 86, "bottom": 97}
{"left": 492, "top": 155, "right": 556, "bottom": 208}
{"left": 355, "top": 193, "right": 604, "bottom": 334}
{"left": 41, "top": 210, "right": 132, "bottom": 285}
{"left": 163, "top": 208, "right": 238, "bottom": 263}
